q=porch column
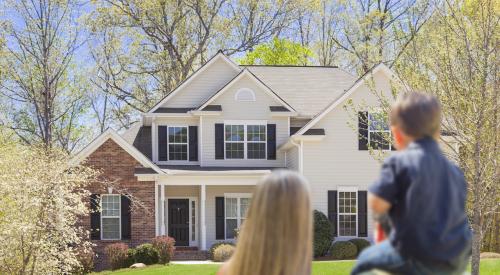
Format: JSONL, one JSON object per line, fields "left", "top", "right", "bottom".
{"left": 200, "top": 184, "right": 207, "bottom": 250}
{"left": 160, "top": 184, "right": 166, "bottom": 235}
{"left": 155, "top": 183, "right": 159, "bottom": 236}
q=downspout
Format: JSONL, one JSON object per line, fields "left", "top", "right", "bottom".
{"left": 290, "top": 137, "right": 303, "bottom": 174}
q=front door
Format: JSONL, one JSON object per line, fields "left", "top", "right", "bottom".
{"left": 168, "top": 199, "right": 190, "bottom": 246}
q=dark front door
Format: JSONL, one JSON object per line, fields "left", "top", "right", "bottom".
{"left": 168, "top": 199, "right": 190, "bottom": 246}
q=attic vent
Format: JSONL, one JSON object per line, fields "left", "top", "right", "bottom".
{"left": 235, "top": 88, "right": 256, "bottom": 102}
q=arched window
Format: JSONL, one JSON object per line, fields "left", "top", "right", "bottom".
{"left": 235, "top": 88, "right": 256, "bottom": 102}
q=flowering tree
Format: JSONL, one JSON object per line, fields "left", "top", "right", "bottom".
{"left": 0, "top": 138, "right": 101, "bottom": 274}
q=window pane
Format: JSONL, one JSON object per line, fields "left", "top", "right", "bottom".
{"left": 191, "top": 201, "right": 195, "bottom": 241}
{"left": 370, "top": 131, "right": 391, "bottom": 150}
{"left": 225, "top": 198, "right": 237, "bottom": 217}
{"left": 169, "top": 144, "right": 188, "bottom": 160}
{"left": 225, "top": 143, "right": 244, "bottom": 159}
{"left": 247, "top": 143, "right": 265, "bottom": 159}
{"left": 102, "top": 195, "right": 120, "bottom": 217}
{"left": 102, "top": 217, "right": 120, "bottom": 239}
{"left": 339, "top": 215, "right": 356, "bottom": 236}
{"left": 240, "top": 198, "right": 250, "bottom": 218}
{"left": 226, "top": 219, "right": 237, "bottom": 239}
{"left": 169, "top": 127, "right": 187, "bottom": 143}
{"left": 225, "top": 125, "right": 244, "bottom": 141}
{"left": 247, "top": 125, "right": 266, "bottom": 141}
{"left": 368, "top": 113, "right": 389, "bottom": 131}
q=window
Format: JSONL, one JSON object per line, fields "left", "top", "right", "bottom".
{"left": 225, "top": 195, "right": 251, "bottom": 239}
{"left": 224, "top": 124, "right": 266, "bottom": 159}
{"left": 235, "top": 88, "right": 256, "bottom": 102}
{"left": 101, "top": 194, "right": 121, "bottom": 240}
{"left": 191, "top": 200, "right": 196, "bottom": 241}
{"left": 368, "top": 112, "right": 391, "bottom": 150}
{"left": 338, "top": 189, "right": 357, "bottom": 236}
{"left": 168, "top": 126, "right": 188, "bottom": 160}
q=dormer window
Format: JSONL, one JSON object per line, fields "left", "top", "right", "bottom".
{"left": 168, "top": 126, "right": 188, "bottom": 160}
{"left": 235, "top": 88, "right": 256, "bottom": 102}
{"left": 224, "top": 123, "right": 266, "bottom": 159}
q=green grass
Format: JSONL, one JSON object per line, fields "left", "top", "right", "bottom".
{"left": 94, "top": 259, "right": 500, "bottom": 275}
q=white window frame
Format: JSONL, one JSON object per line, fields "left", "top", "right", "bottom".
{"left": 337, "top": 187, "right": 358, "bottom": 237}
{"left": 101, "top": 194, "right": 121, "bottom": 240}
{"left": 167, "top": 126, "right": 189, "bottom": 161}
{"left": 223, "top": 121, "right": 267, "bottom": 160}
{"left": 368, "top": 112, "right": 392, "bottom": 151}
{"left": 224, "top": 193, "right": 252, "bottom": 240}
{"left": 235, "top": 88, "right": 256, "bottom": 102}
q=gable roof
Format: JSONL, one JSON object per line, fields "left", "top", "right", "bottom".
{"left": 148, "top": 51, "right": 240, "bottom": 113}
{"left": 294, "top": 63, "right": 398, "bottom": 136}
{"left": 243, "top": 65, "right": 356, "bottom": 117}
{"left": 197, "top": 68, "right": 296, "bottom": 112}
{"left": 70, "top": 129, "right": 163, "bottom": 174}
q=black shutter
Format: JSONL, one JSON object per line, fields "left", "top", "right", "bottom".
{"left": 328, "top": 191, "right": 338, "bottom": 237}
{"left": 215, "top": 124, "right": 224, "bottom": 160}
{"left": 215, "top": 197, "right": 225, "bottom": 240}
{"left": 267, "top": 124, "right": 276, "bottom": 160}
{"left": 358, "top": 112, "right": 369, "bottom": 150}
{"left": 358, "top": 191, "right": 368, "bottom": 237}
{"left": 90, "top": 194, "right": 101, "bottom": 240}
{"left": 189, "top": 126, "right": 198, "bottom": 161}
{"left": 158, "top": 125, "right": 168, "bottom": 161}
{"left": 121, "top": 195, "right": 132, "bottom": 240}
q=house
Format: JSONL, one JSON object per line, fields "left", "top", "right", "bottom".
{"left": 72, "top": 51, "right": 400, "bottom": 266}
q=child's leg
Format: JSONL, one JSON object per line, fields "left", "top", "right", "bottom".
{"left": 351, "top": 240, "right": 410, "bottom": 275}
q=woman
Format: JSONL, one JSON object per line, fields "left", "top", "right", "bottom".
{"left": 218, "top": 170, "right": 313, "bottom": 275}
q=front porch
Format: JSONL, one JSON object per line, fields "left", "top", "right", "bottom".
{"left": 152, "top": 175, "right": 261, "bottom": 251}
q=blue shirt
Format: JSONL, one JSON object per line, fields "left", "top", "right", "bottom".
{"left": 369, "top": 137, "right": 471, "bottom": 264}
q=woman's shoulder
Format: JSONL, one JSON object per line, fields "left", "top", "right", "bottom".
{"left": 217, "top": 262, "right": 230, "bottom": 275}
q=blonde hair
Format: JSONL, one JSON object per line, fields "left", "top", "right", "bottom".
{"left": 227, "top": 170, "right": 313, "bottom": 275}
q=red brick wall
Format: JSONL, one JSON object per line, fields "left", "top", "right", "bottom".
{"left": 81, "top": 139, "right": 156, "bottom": 270}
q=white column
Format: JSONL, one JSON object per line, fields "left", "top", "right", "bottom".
{"left": 200, "top": 184, "right": 207, "bottom": 250}
{"left": 160, "top": 184, "right": 166, "bottom": 235}
{"left": 155, "top": 183, "right": 159, "bottom": 236}
{"left": 152, "top": 118, "right": 158, "bottom": 162}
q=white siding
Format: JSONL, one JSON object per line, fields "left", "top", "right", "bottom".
{"left": 286, "top": 147, "right": 299, "bottom": 171}
{"left": 201, "top": 74, "right": 288, "bottom": 167}
{"left": 302, "top": 70, "right": 395, "bottom": 240}
{"left": 163, "top": 58, "right": 240, "bottom": 108}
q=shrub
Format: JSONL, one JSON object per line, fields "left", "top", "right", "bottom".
{"left": 212, "top": 244, "right": 235, "bottom": 262}
{"left": 330, "top": 241, "right": 358, "bottom": 260}
{"left": 124, "top": 248, "right": 137, "bottom": 267}
{"left": 208, "top": 242, "right": 235, "bottom": 260}
{"left": 74, "top": 248, "right": 95, "bottom": 274}
{"left": 152, "top": 236, "right": 175, "bottom": 264}
{"left": 313, "top": 210, "right": 334, "bottom": 257}
{"left": 349, "top": 238, "right": 371, "bottom": 255}
{"left": 105, "top": 243, "right": 129, "bottom": 270}
{"left": 134, "top": 243, "right": 159, "bottom": 265}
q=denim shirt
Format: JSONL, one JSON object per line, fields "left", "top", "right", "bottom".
{"left": 369, "top": 137, "right": 472, "bottom": 264}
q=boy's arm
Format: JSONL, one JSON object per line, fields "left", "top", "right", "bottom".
{"left": 369, "top": 193, "right": 391, "bottom": 214}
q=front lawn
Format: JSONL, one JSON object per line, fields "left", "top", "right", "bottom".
{"left": 94, "top": 259, "right": 500, "bottom": 275}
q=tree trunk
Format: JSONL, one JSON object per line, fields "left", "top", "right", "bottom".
{"left": 471, "top": 202, "right": 482, "bottom": 275}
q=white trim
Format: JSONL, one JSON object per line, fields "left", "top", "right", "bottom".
{"left": 337, "top": 186, "right": 358, "bottom": 238}
{"left": 198, "top": 69, "right": 296, "bottom": 112}
{"left": 235, "top": 88, "right": 256, "bottom": 102}
{"left": 152, "top": 119, "right": 158, "bottom": 163}
{"left": 165, "top": 196, "right": 198, "bottom": 247}
{"left": 157, "top": 169, "right": 273, "bottom": 176}
{"left": 149, "top": 52, "right": 241, "bottom": 113}
{"left": 199, "top": 116, "right": 203, "bottom": 165}
{"left": 100, "top": 194, "right": 121, "bottom": 241}
{"left": 160, "top": 185, "right": 166, "bottom": 235}
{"left": 295, "top": 64, "right": 398, "bottom": 136}
{"left": 223, "top": 193, "right": 252, "bottom": 240}
{"left": 70, "top": 129, "right": 163, "bottom": 174}
{"left": 155, "top": 184, "right": 159, "bottom": 236}
{"left": 200, "top": 185, "right": 207, "bottom": 250}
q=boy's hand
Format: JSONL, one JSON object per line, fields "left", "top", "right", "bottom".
{"left": 369, "top": 193, "right": 391, "bottom": 214}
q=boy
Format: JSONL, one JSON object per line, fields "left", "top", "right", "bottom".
{"left": 352, "top": 93, "right": 471, "bottom": 275}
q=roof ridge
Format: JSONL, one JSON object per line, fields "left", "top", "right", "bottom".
{"left": 242, "top": 64, "right": 339, "bottom": 68}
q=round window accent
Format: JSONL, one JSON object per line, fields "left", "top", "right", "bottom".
{"left": 235, "top": 88, "right": 256, "bottom": 102}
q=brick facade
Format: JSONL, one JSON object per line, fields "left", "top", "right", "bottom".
{"left": 81, "top": 139, "right": 156, "bottom": 270}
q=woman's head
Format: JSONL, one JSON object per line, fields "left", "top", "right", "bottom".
{"left": 228, "top": 170, "right": 313, "bottom": 275}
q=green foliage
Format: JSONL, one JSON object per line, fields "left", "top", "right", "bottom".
{"left": 330, "top": 241, "right": 358, "bottom": 260}
{"left": 212, "top": 244, "right": 235, "bottom": 262}
{"left": 124, "top": 248, "right": 137, "bottom": 268}
{"left": 239, "top": 38, "right": 314, "bottom": 65}
{"left": 313, "top": 210, "right": 334, "bottom": 257}
{"left": 208, "top": 242, "right": 235, "bottom": 260}
{"left": 134, "top": 244, "right": 160, "bottom": 265}
{"left": 349, "top": 238, "right": 371, "bottom": 255}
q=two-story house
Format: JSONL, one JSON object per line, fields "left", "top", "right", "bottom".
{"left": 72, "top": 51, "right": 399, "bottom": 265}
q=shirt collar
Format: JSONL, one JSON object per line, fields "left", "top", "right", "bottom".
{"left": 408, "top": 136, "right": 438, "bottom": 150}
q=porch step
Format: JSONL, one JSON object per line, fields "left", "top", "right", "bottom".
{"left": 172, "top": 249, "right": 208, "bottom": 261}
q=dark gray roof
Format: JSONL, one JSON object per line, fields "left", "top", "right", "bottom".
{"left": 270, "top": 106, "right": 290, "bottom": 112}
{"left": 135, "top": 167, "right": 157, "bottom": 174}
{"left": 153, "top": 107, "right": 196, "bottom": 113}
{"left": 202, "top": 105, "right": 222, "bottom": 111}
{"left": 290, "top": 127, "right": 325, "bottom": 136}
{"left": 132, "top": 126, "right": 152, "bottom": 159}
